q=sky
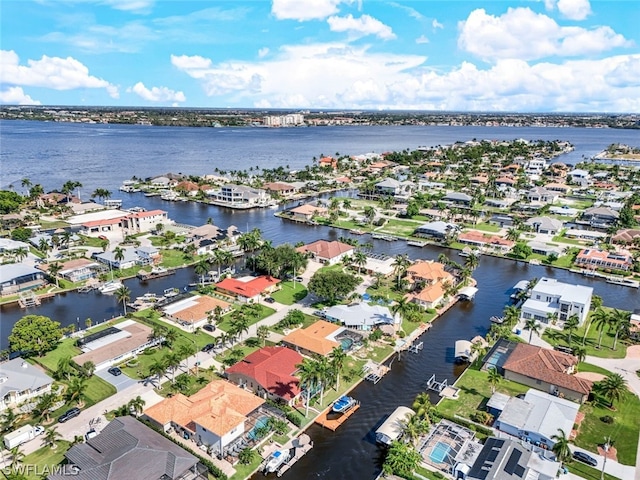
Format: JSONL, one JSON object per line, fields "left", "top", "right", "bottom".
{"left": 1, "top": 0, "right": 639, "bottom": 112}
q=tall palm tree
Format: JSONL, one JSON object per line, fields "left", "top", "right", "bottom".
{"left": 314, "top": 356, "right": 333, "bottom": 403}
{"left": 392, "top": 254, "right": 411, "bottom": 288}
{"left": 115, "top": 285, "right": 131, "bottom": 316}
{"left": 524, "top": 318, "right": 541, "bottom": 344}
{"left": 572, "top": 344, "right": 587, "bottom": 364}
{"left": 213, "top": 249, "right": 233, "bottom": 277}
{"left": 329, "top": 346, "right": 347, "bottom": 389}
{"left": 352, "top": 251, "right": 367, "bottom": 274}
{"left": 506, "top": 228, "right": 521, "bottom": 242}
{"left": 487, "top": 367, "right": 501, "bottom": 393}
{"left": 591, "top": 308, "right": 610, "bottom": 349}
{"left": 502, "top": 305, "right": 520, "bottom": 327}
{"left": 178, "top": 343, "right": 196, "bottom": 371}
{"left": 113, "top": 246, "right": 125, "bottom": 266}
{"left": 551, "top": 428, "right": 571, "bottom": 465}
{"left": 163, "top": 352, "right": 181, "bottom": 384}
{"left": 148, "top": 359, "right": 166, "bottom": 383}
{"left": 9, "top": 446, "right": 24, "bottom": 470}
{"left": 464, "top": 252, "right": 479, "bottom": 271}
{"left": 598, "top": 373, "right": 628, "bottom": 408}
{"left": 230, "top": 310, "right": 250, "bottom": 341}
{"left": 412, "top": 392, "right": 433, "bottom": 420}
{"left": 563, "top": 314, "right": 580, "bottom": 345}
{"left": 48, "top": 262, "right": 62, "bottom": 287}
{"left": 1, "top": 408, "right": 17, "bottom": 433}
{"left": 66, "top": 376, "right": 88, "bottom": 406}
{"left": 391, "top": 297, "right": 412, "bottom": 328}
{"left": 257, "top": 325, "right": 270, "bottom": 346}
{"left": 296, "top": 358, "right": 319, "bottom": 417}
{"left": 128, "top": 396, "right": 146, "bottom": 417}
{"left": 35, "top": 392, "right": 58, "bottom": 423}
{"left": 194, "top": 258, "right": 210, "bottom": 285}
{"left": 610, "top": 309, "right": 631, "bottom": 351}
{"left": 402, "top": 413, "right": 427, "bottom": 446}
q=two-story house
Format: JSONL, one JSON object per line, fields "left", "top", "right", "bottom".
{"left": 520, "top": 277, "right": 592, "bottom": 325}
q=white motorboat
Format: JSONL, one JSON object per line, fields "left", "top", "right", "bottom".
{"left": 263, "top": 449, "right": 291, "bottom": 473}
{"left": 99, "top": 280, "right": 123, "bottom": 294}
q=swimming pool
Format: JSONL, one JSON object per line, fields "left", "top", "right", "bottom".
{"left": 429, "top": 441, "right": 451, "bottom": 464}
{"left": 248, "top": 415, "right": 270, "bottom": 441}
{"left": 340, "top": 338, "right": 354, "bottom": 350}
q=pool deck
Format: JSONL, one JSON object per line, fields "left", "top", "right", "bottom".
{"left": 315, "top": 403, "right": 361, "bottom": 431}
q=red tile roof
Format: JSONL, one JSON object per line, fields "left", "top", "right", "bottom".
{"left": 503, "top": 344, "right": 592, "bottom": 395}
{"left": 126, "top": 209, "right": 166, "bottom": 219}
{"left": 215, "top": 275, "right": 280, "bottom": 298}
{"left": 296, "top": 240, "right": 354, "bottom": 260}
{"left": 226, "top": 346, "right": 303, "bottom": 400}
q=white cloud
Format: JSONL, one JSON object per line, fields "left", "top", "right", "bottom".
{"left": 271, "top": 0, "right": 350, "bottom": 21}
{"left": 258, "top": 47, "right": 270, "bottom": 58}
{"left": 40, "top": 22, "right": 157, "bottom": 54}
{"left": 389, "top": 2, "right": 424, "bottom": 21}
{"left": 0, "top": 50, "right": 119, "bottom": 98}
{"left": 128, "top": 82, "right": 186, "bottom": 102}
{"left": 557, "top": 0, "right": 591, "bottom": 20}
{"left": 171, "top": 54, "right": 212, "bottom": 70}
{"left": 327, "top": 14, "right": 396, "bottom": 40}
{"left": 100, "top": 0, "right": 155, "bottom": 13}
{"left": 432, "top": 19, "right": 444, "bottom": 30}
{"left": 0, "top": 87, "right": 41, "bottom": 105}
{"left": 415, "top": 35, "right": 429, "bottom": 44}
{"left": 458, "top": 8, "right": 630, "bottom": 62}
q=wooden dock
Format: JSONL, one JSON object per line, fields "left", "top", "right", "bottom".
{"left": 315, "top": 403, "right": 360, "bottom": 431}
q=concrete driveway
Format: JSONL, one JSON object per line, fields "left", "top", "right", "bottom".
{"left": 96, "top": 368, "right": 138, "bottom": 392}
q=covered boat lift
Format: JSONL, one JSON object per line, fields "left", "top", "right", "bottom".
{"left": 375, "top": 406, "right": 415, "bottom": 445}
{"left": 458, "top": 286, "right": 478, "bottom": 300}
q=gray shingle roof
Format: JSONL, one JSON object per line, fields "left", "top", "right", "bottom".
{"left": 0, "top": 358, "right": 53, "bottom": 399}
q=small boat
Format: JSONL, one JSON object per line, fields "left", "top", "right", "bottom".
{"left": 331, "top": 395, "right": 356, "bottom": 414}
{"left": 606, "top": 277, "right": 640, "bottom": 288}
{"left": 490, "top": 316, "right": 505, "bottom": 324}
{"left": 99, "top": 280, "right": 123, "bottom": 294}
{"left": 263, "top": 449, "right": 291, "bottom": 474}
{"left": 151, "top": 266, "right": 168, "bottom": 274}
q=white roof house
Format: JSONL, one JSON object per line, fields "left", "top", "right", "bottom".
{"left": 520, "top": 277, "right": 592, "bottom": 325}
{"left": 494, "top": 389, "right": 580, "bottom": 447}
{"left": 324, "top": 303, "right": 397, "bottom": 331}
{"left": 0, "top": 358, "right": 53, "bottom": 411}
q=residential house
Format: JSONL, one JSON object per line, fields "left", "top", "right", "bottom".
{"left": 144, "top": 380, "right": 265, "bottom": 457}
{"left": 414, "top": 221, "right": 459, "bottom": 240}
{"left": 324, "top": 303, "right": 397, "bottom": 331}
{"left": 215, "top": 275, "right": 280, "bottom": 303}
{"left": 544, "top": 182, "right": 572, "bottom": 194}
{"left": 582, "top": 206, "right": 619, "bottom": 229}
{"left": 296, "top": 240, "right": 354, "bottom": 265}
{"left": 502, "top": 343, "right": 592, "bottom": 403}
{"left": 208, "top": 184, "right": 269, "bottom": 208}
{"left": 121, "top": 209, "right": 169, "bottom": 234}
{"left": 150, "top": 175, "right": 177, "bottom": 188}
{"left": 525, "top": 158, "right": 547, "bottom": 176}
{"left": 225, "top": 346, "right": 303, "bottom": 405}
{"left": 520, "top": 277, "right": 592, "bottom": 325}
{"left": 93, "top": 247, "right": 139, "bottom": 270}
{"left": 404, "top": 260, "right": 454, "bottom": 309}
{"left": 281, "top": 320, "right": 343, "bottom": 357}
{"left": 525, "top": 216, "right": 563, "bottom": 235}
{"left": 263, "top": 182, "right": 298, "bottom": 197}
{"left": 40, "top": 259, "right": 98, "bottom": 283}
{"left": 457, "top": 231, "right": 515, "bottom": 253}
{"left": 527, "top": 241, "right": 563, "bottom": 257}
{"left": 493, "top": 389, "right": 581, "bottom": 447}
{"left": 80, "top": 216, "right": 125, "bottom": 237}
{"left": 0, "top": 239, "right": 30, "bottom": 258}
{"left": 73, "top": 320, "right": 162, "bottom": 371}
{"left": 488, "top": 215, "right": 515, "bottom": 228}
{"left": 549, "top": 205, "right": 579, "bottom": 217}
{"left": 135, "top": 245, "right": 161, "bottom": 265}
{"left": 186, "top": 224, "right": 240, "bottom": 255}
{"left": 162, "top": 295, "right": 232, "bottom": 329}
{"left": 0, "top": 358, "right": 53, "bottom": 412}
{"left": 0, "top": 264, "right": 46, "bottom": 296}
{"left": 494, "top": 176, "right": 517, "bottom": 188}
{"left": 465, "top": 437, "right": 560, "bottom": 480}
{"left": 47, "top": 416, "right": 204, "bottom": 480}
{"left": 374, "top": 178, "right": 413, "bottom": 198}
{"left": 443, "top": 192, "right": 473, "bottom": 206}
{"left": 567, "top": 169, "right": 590, "bottom": 185}
{"left": 612, "top": 228, "right": 640, "bottom": 245}
{"left": 564, "top": 229, "right": 607, "bottom": 242}
{"left": 575, "top": 248, "right": 633, "bottom": 271}
{"left": 525, "top": 187, "right": 558, "bottom": 204}
{"left": 288, "top": 204, "right": 328, "bottom": 222}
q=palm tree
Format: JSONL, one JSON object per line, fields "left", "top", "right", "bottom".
{"left": 392, "top": 254, "right": 410, "bottom": 288}
{"left": 551, "top": 428, "right": 571, "bottom": 465}
{"left": 9, "top": 446, "right": 24, "bottom": 470}
{"left": 1, "top": 408, "right": 17, "bottom": 433}
{"left": 115, "top": 285, "right": 131, "bottom": 316}
{"left": 402, "top": 413, "right": 427, "bottom": 446}
{"left": 35, "top": 392, "right": 58, "bottom": 422}
{"left": 329, "top": 346, "right": 347, "bottom": 389}
{"left": 591, "top": 308, "right": 610, "bottom": 349}
{"left": 113, "top": 246, "right": 125, "bottom": 266}
{"left": 149, "top": 359, "right": 166, "bottom": 384}
{"left": 178, "top": 343, "right": 196, "bottom": 371}
{"left": 163, "top": 352, "right": 181, "bottom": 384}
{"left": 506, "top": 228, "right": 520, "bottom": 242}
{"left": 502, "top": 305, "right": 520, "bottom": 327}
{"left": 382, "top": 441, "right": 422, "bottom": 478}
{"left": 257, "top": 325, "right": 270, "bottom": 346}
{"left": 56, "top": 356, "right": 74, "bottom": 381}
{"left": 194, "top": 258, "right": 210, "bottom": 285}
{"left": 21, "top": 177, "right": 32, "bottom": 196}
{"left": 598, "top": 373, "right": 628, "bottom": 408}
{"left": 213, "top": 249, "right": 233, "bottom": 277}
{"left": 296, "top": 357, "right": 320, "bottom": 417}
{"left": 352, "top": 251, "right": 367, "bottom": 274}
{"left": 314, "top": 356, "right": 333, "bottom": 403}
{"left": 610, "top": 309, "right": 631, "bottom": 351}
{"left": 572, "top": 344, "right": 587, "bottom": 364}
{"left": 563, "top": 314, "right": 580, "bottom": 345}
{"left": 48, "top": 262, "right": 62, "bottom": 287}
{"left": 464, "top": 252, "right": 480, "bottom": 271}
{"left": 524, "top": 319, "right": 541, "bottom": 344}
{"left": 14, "top": 246, "right": 28, "bottom": 262}
{"left": 128, "top": 395, "right": 146, "bottom": 417}
{"left": 412, "top": 392, "right": 433, "bottom": 420}
{"left": 391, "top": 297, "right": 412, "bottom": 328}
{"left": 66, "top": 376, "right": 88, "bottom": 406}
{"left": 230, "top": 311, "right": 250, "bottom": 341}
{"left": 82, "top": 360, "right": 96, "bottom": 378}
{"left": 163, "top": 328, "right": 178, "bottom": 347}
{"left": 487, "top": 367, "right": 501, "bottom": 393}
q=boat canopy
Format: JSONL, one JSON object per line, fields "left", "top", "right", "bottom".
{"left": 458, "top": 286, "right": 478, "bottom": 299}
{"left": 375, "top": 406, "right": 415, "bottom": 445}
{"left": 513, "top": 280, "right": 530, "bottom": 291}
{"left": 454, "top": 340, "right": 473, "bottom": 361}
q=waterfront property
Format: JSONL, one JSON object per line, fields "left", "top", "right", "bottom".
{"left": 39, "top": 258, "right": 99, "bottom": 283}
{"left": 281, "top": 320, "right": 343, "bottom": 357}
{"left": 500, "top": 343, "right": 592, "bottom": 403}
{"left": 121, "top": 209, "right": 169, "bottom": 234}
{"left": 413, "top": 221, "right": 459, "bottom": 240}
{"left": 0, "top": 358, "right": 54, "bottom": 412}
{"left": 519, "top": 277, "right": 593, "bottom": 325}
{"left": 143, "top": 379, "right": 265, "bottom": 458}
{"left": 47, "top": 416, "right": 205, "bottom": 480}
{"left": 323, "top": 303, "right": 397, "bottom": 331}
{"left": 215, "top": 275, "right": 280, "bottom": 303}
{"left": 457, "top": 230, "right": 515, "bottom": 254}
{"left": 492, "top": 389, "right": 581, "bottom": 446}
{"left": 464, "top": 437, "right": 560, "bottom": 480}
{"left": 225, "top": 346, "right": 303, "bottom": 406}
{"left": 186, "top": 224, "right": 241, "bottom": 255}
{"left": 375, "top": 406, "right": 415, "bottom": 445}
{"left": 162, "top": 294, "right": 232, "bottom": 330}
{"left": 73, "top": 320, "right": 161, "bottom": 372}
{"left": 575, "top": 248, "right": 633, "bottom": 271}
{"left": 404, "top": 259, "right": 455, "bottom": 309}
{"left": 296, "top": 239, "right": 354, "bottom": 265}
{"left": 286, "top": 203, "right": 329, "bottom": 222}
{"left": 418, "top": 419, "right": 480, "bottom": 475}
{"left": 0, "top": 264, "right": 47, "bottom": 296}
{"left": 207, "top": 184, "right": 270, "bottom": 208}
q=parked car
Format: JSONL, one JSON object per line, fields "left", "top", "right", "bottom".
{"left": 294, "top": 276, "right": 304, "bottom": 282}
{"left": 58, "top": 408, "right": 81, "bottom": 423}
{"left": 34, "top": 425, "right": 45, "bottom": 436}
{"left": 202, "top": 343, "right": 215, "bottom": 353}
{"left": 107, "top": 366, "right": 122, "bottom": 376}
{"left": 203, "top": 324, "right": 216, "bottom": 332}
{"left": 265, "top": 297, "right": 276, "bottom": 304}
{"left": 572, "top": 451, "right": 597, "bottom": 467}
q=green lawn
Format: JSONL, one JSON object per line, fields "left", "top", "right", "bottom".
{"left": 159, "top": 248, "right": 192, "bottom": 268}
{"left": 437, "top": 366, "right": 530, "bottom": 419}
{"left": 465, "top": 222, "right": 501, "bottom": 233}
{"left": 566, "top": 462, "right": 620, "bottom": 480}
{"left": 20, "top": 440, "right": 71, "bottom": 480}
{"left": 575, "top": 389, "right": 640, "bottom": 466}
{"left": 230, "top": 454, "right": 263, "bottom": 480}
{"left": 269, "top": 313, "right": 318, "bottom": 335}
{"left": 217, "top": 305, "right": 275, "bottom": 333}
{"left": 33, "top": 338, "right": 82, "bottom": 372}
{"left": 542, "top": 321, "right": 627, "bottom": 359}
{"left": 83, "top": 375, "right": 117, "bottom": 405}
{"left": 270, "top": 282, "right": 308, "bottom": 305}
{"left": 577, "top": 362, "right": 612, "bottom": 376}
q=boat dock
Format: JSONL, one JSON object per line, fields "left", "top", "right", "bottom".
{"left": 18, "top": 291, "right": 41, "bottom": 308}
{"left": 426, "top": 374, "right": 448, "bottom": 393}
{"left": 407, "top": 240, "right": 427, "bottom": 247}
{"left": 137, "top": 268, "right": 175, "bottom": 281}
{"left": 362, "top": 360, "right": 391, "bottom": 384}
{"left": 314, "top": 402, "right": 361, "bottom": 431}
{"left": 371, "top": 233, "right": 397, "bottom": 241}
{"left": 260, "top": 434, "right": 314, "bottom": 477}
